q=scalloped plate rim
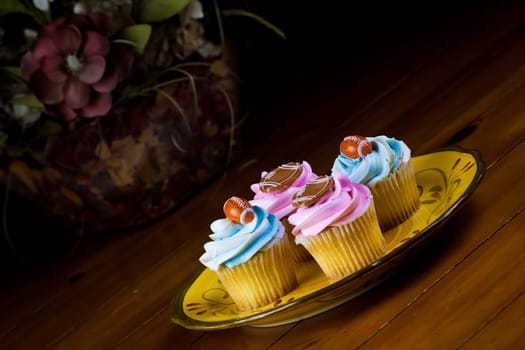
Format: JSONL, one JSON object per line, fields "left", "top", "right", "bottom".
{"left": 171, "top": 146, "right": 485, "bottom": 330}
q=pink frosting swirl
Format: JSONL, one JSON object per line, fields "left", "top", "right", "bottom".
{"left": 249, "top": 161, "right": 317, "bottom": 219}
{"left": 287, "top": 172, "right": 372, "bottom": 237}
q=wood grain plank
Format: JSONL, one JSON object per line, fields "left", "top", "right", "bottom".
{"left": 358, "top": 209, "right": 525, "bottom": 349}
{"left": 46, "top": 234, "right": 295, "bottom": 350}
{"left": 382, "top": 22, "right": 525, "bottom": 153}
{"left": 357, "top": 33, "right": 525, "bottom": 153}
{"left": 111, "top": 305, "right": 295, "bottom": 350}
{"left": 0, "top": 187, "right": 249, "bottom": 345}
{"left": 461, "top": 289, "right": 525, "bottom": 349}
{"left": 296, "top": 49, "right": 525, "bottom": 178}
{"left": 258, "top": 139, "right": 525, "bottom": 350}
{"left": 113, "top": 307, "right": 205, "bottom": 349}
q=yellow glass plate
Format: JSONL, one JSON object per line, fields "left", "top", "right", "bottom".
{"left": 171, "top": 147, "right": 485, "bottom": 330}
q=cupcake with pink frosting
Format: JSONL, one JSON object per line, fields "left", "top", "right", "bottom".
{"left": 250, "top": 161, "right": 317, "bottom": 262}
{"left": 288, "top": 172, "right": 386, "bottom": 279}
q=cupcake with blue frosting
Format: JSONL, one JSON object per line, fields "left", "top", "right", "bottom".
{"left": 332, "top": 135, "right": 420, "bottom": 230}
{"left": 199, "top": 196, "right": 298, "bottom": 311}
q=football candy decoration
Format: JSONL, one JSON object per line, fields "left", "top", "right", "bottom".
{"left": 340, "top": 135, "right": 372, "bottom": 159}
{"left": 259, "top": 162, "right": 303, "bottom": 193}
{"left": 223, "top": 196, "right": 254, "bottom": 224}
{"left": 292, "top": 175, "right": 334, "bottom": 208}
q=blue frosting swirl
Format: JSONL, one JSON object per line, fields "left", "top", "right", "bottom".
{"left": 199, "top": 206, "right": 284, "bottom": 271}
{"left": 331, "top": 135, "right": 411, "bottom": 185}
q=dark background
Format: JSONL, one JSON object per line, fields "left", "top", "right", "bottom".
{"left": 238, "top": 0, "right": 496, "bottom": 105}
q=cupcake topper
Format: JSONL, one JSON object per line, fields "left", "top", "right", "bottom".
{"left": 340, "top": 135, "right": 372, "bottom": 159}
{"left": 259, "top": 162, "right": 303, "bottom": 193}
{"left": 223, "top": 196, "right": 254, "bottom": 224}
{"left": 292, "top": 175, "right": 334, "bottom": 208}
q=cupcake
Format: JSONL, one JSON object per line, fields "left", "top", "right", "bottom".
{"left": 249, "top": 161, "right": 317, "bottom": 262}
{"left": 288, "top": 173, "right": 386, "bottom": 279}
{"left": 332, "top": 135, "right": 420, "bottom": 231}
{"left": 199, "top": 196, "right": 298, "bottom": 311}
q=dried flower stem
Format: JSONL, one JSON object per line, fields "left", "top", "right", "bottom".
{"left": 214, "top": 84, "right": 235, "bottom": 169}
{"left": 170, "top": 62, "right": 211, "bottom": 69}
{"left": 163, "top": 67, "right": 199, "bottom": 114}
{"left": 221, "top": 9, "right": 286, "bottom": 39}
{"left": 213, "top": 0, "right": 226, "bottom": 50}
{"left": 153, "top": 87, "right": 192, "bottom": 151}
{"left": 141, "top": 77, "right": 192, "bottom": 94}
{"left": 144, "top": 73, "right": 238, "bottom": 167}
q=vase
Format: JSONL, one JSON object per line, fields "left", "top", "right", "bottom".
{"left": 0, "top": 63, "right": 240, "bottom": 234}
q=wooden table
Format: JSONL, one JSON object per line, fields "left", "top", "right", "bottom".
{"left": 2, "top": 1, "right": 525, "bottom": 348}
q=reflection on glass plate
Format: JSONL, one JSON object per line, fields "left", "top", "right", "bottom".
{"left": 171, "top": 147, "right": 485, "bottom": 330}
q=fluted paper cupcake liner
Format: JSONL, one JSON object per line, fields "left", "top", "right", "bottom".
{"left": 370, "top": 160, "right": 420, "bottom": 231}
{"left": 216, "top": 236, "right": 298, "bottom": 311}
{"left": 296, "top": 203, "right": 386, "bottom": 279}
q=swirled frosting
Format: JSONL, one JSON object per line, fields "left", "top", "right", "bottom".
{"left": 199, "top": 205, "right": 284, "bottom": 271}
{"left": 332, "top": 135, "right": 411, "bottom": 185}
{"left": 287, "top": 172, "right": 372, "bottom": 237}
{"left": 249, "top": 161, "right": 317, "bottom": 219}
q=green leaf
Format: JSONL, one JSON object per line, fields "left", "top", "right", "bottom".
{"left": 0, "top": 66, "right": 24, "bottom": 89}
{"left": 37, "top": 120, "right": 63, "bottom": 138}
{"left": 120, "top": 24, "right": 152, "bottom": 54}
{"left": 137, "top": 0, "right": 192, "bottom": 23}
{"left": 11, "top": 94, "right": 44, "bottom": 108}
{"left": 0, "top": 0, "right": 32, "bottom": 17}
{"left": 0, "top": 0, "right": 49, "bottom": 25}
{"left": 1, "top": 66, "right": 23, "bottom": 79}
{"left": 221, "top": 9, "right": 286, "bottom": 39}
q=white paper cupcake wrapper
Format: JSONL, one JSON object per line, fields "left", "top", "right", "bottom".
{"left": 216, "top": 236, "right": 298, "bottom": 311}
{"left": 296, "top": 203, "right": 386, "bottom": 279}
{"left": 370, "top": 160, "right": 420, "bottom": 231}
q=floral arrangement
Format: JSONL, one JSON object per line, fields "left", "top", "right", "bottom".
{"left": 0, "top": 0, "right": 281, "bottom": 234}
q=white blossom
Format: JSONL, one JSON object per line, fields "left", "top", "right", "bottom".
{"left": 12, "top": 104, "right": 42, "bottom": 126}
{"left": 33, "top": 0, "right": 54, "bottom": 11}
{"left": 73, "top": 2, "right": 89, "bottom": 15}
